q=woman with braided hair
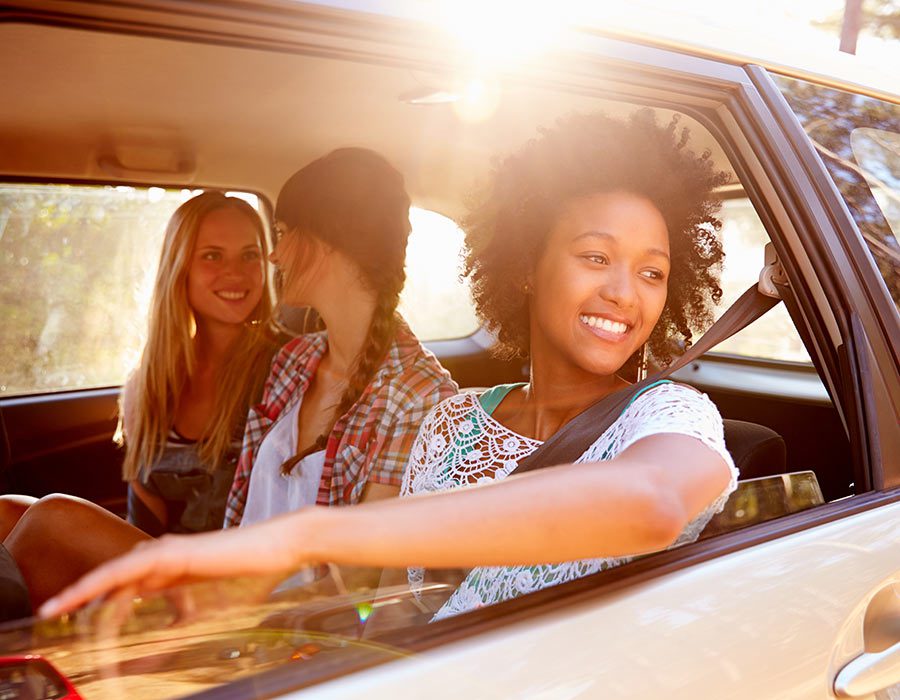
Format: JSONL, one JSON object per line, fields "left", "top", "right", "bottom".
{"left": 226, "top": 147, "right": 458, "bottom": 529}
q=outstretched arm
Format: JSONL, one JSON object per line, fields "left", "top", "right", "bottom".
{"left": 40, "top": 433, "right": 730, "bottom": 617}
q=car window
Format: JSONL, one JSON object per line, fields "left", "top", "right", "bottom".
{"left": 850, "top": 127, "right": 900, "bottom": 234}
{"left": 771, "top": 74, "right": 900, "bottom": 309}
{"left": 0, "top": 183, "right": 260, "bottom": 397}
{"left": 399, "top": 207, "right": 479, "bottom": 341}
{"left": 713, "top": 196, "right": 811, "bottom": 363}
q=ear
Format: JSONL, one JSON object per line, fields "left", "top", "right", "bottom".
{"left": 309, "top": 235, "right": 335, "bottom": 260}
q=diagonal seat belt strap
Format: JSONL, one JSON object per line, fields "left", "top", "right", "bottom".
{"left": 514, "top": 285, "right": 782, "bottom": 474}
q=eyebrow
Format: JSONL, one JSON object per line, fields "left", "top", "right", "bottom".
{"left": 573, "top": 230, "right": 670, "bottom": 261}
{"left": 197, "top": 244, "right": 261, "bottom": 250}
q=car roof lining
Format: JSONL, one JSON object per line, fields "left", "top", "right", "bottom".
{"left": 0, "top": 22, "right": 735, "bottom": 222}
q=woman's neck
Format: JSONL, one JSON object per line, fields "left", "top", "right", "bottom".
{"left": 316, "top": 286, "right": 379, "bottom": 378}
{"left": 192, "top": 319, "right": 244, "bottom": 375}
{"left": 511, "top": 352, "right": 625, "bottom": 442}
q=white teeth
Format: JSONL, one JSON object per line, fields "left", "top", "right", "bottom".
{"left": 579, "top": 315, "right": 628, "bottom": 335}
{"left": 216, "top": 290, "right": 247, "bottom": 300}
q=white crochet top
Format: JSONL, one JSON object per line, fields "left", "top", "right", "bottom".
{"left": 401, "top": 382, "right": 738, "bottom": 621}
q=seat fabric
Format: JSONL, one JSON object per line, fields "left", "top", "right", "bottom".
{"left": 723, "top": 419, "right": 787, "bottom": 479}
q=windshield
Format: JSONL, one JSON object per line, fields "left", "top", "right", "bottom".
{"left": 772, "top": 74, "right": 900, "bottom": 310}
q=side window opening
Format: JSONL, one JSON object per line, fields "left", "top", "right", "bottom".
{"left": 0, "top": 183, "right": 261, "bottom": 397}
{"left": 399, "top": 207, "right": 479, "bottom": 342}
{"left": 669, "top": 181, "right": 854, "bottom": 512}
{"left": 713, "top": 193, "right": 812, "bottom": 364}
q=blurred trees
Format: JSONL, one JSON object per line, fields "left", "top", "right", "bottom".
{"left": 0, "top": 185, "right": 183, "bottom": 395}
{"left": 773, "top": 75, "right": 900, "bottom": 308}
{"left": 816, "top": 0, "right": 900, "bottom": 53}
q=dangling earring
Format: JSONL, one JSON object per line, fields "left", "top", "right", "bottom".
{"left": 638, "top": 343, "right": 649, "bottom": 381}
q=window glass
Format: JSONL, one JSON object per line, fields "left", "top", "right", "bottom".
{"left": 0, "top": 183, "right": 259, "bottom": 397}
{"left": 399, "top": 207, "right": 479, "bottom": 341}
{"left": 772, "top": 74, "right": 900, "bottom": 309}
{"left": 850, "top": 127, "right": 900, "bottom": 234}
{"left": 713, "top": 197, "right": 811, "bottom": 363}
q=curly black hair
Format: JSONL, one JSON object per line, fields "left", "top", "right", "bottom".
{"left": 463, "top": 109, "right": 730, "bottom": 368}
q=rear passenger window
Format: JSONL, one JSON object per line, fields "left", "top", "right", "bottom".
{"left": 400, "top": 207, "right": 479, "bottom": 341}
{"left": 0, "top": 183, "right": 260, "bottom": 397}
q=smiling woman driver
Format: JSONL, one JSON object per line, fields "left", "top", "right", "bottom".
{"left": 42, "top": 111, "right": 738, "bottom": 619}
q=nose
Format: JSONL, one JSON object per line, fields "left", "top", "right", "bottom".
{"left": 597, "top": 264, "right": 636, "bottom": 308}
{"left": 221, "top": 254, "right": 246, "bottom": 278}
{"left": 269, "top": 234, "right": 288, "bottom": 267}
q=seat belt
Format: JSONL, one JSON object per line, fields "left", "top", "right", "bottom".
{"left": 514, "top": 244, "right": 787, "bottom": 474}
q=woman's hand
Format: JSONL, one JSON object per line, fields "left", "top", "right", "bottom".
{"left": 39, "top": 514, "right": 309, "bottom": 618}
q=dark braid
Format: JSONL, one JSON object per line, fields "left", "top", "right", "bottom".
{"left": 275, "top": 147, "right": 411, "bottom": 476}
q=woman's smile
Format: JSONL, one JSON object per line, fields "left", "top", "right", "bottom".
{"left": 214, "top": 288, "right": 250, "bottom": 302}
{"left": 578, "top": 312, "right": 632, "bottom": 342}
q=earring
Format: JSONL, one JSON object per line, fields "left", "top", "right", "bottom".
{"left": 638, "top": 344, "right": 649, "bottom": 381}
{"left": 523, "top": 282, "right": 532, "bottom": 294}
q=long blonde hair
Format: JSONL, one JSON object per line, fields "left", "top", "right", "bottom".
{"left": 120, "top": 191, "right": 276, "bottom": 481}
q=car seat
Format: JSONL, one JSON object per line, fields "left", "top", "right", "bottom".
{"left": 722, "top": 419, "right": 787, "bottom": 479}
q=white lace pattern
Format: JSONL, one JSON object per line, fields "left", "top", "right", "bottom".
{"left": 401, "top": 383, "right": 738, "bottom": 621}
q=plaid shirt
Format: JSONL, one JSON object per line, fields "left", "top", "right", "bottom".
{"left": 224, "top": 320, "right": 457, "bottom": 527}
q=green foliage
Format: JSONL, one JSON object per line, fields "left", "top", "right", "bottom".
{"left": 814, "top": 0, "right": 900, "bottom": 39}
{"left": 0, "top": 184, "right": 188, "bottom": 395}
{"left": 773, "top": 75, "right": 900, "bottom": 308}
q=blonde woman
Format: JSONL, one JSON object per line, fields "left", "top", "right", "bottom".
{"left": 121, "top": 191, "right": 277, "bottom": 536}
{"left": 0, "top": 192, "right": 279, "bottom": 607}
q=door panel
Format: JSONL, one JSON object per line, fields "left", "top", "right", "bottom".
{"left": 299, "top": 500, "right": 900, "bottom": 699}
{"left": 0, "top": 389, "right": 126, "bottom": 513}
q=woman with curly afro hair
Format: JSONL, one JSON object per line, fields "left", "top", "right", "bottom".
{"left": 42, "top": 111, "right": 740, "bottom": 623}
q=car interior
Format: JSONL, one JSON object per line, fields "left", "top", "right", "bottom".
{"left": 30, "top": 44, "right": 900, "bottom": 683}
{"left": 0, "top": 18, "right": 857, "bottom": 544}
{"left": 2, "top": 6, "right": 897, "bottom": 698}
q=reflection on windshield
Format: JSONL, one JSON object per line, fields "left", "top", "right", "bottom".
{"left": 851, "top": 127, "right": 900, "bottom": 234}
{"left": 0, "top": 571, "right": 440, "bottom": 699}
